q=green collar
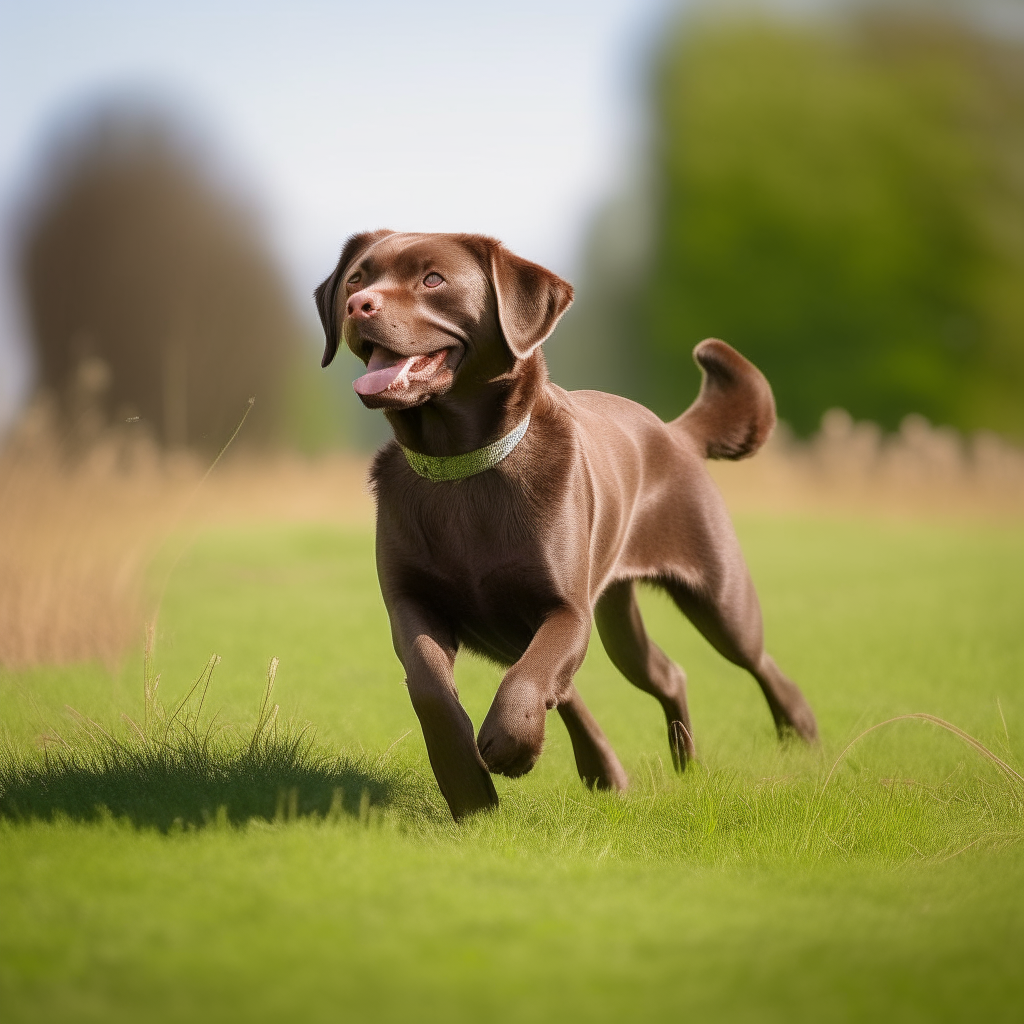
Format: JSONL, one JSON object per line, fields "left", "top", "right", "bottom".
{"left": 400, "top": 415, "right": 531, "bottom": 482}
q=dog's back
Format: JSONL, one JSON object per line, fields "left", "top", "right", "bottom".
{"left": 561, "top": 337, "right": 775, "bottom": 467}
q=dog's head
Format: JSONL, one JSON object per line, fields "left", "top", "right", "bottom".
{"left": 314, "top": 231, "right": 574, "bottom": 410}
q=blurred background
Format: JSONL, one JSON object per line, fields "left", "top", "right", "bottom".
{"left": 2, "top": 0, "right": 1024, "bottom": 450}
{"left": 552, "top": 0, "right": 1024, "bottom": 441}
{"left": 2, "top": 0, "right": 1024, "bottom": 667}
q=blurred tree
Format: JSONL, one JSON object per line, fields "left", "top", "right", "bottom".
{"left": 630, "top": 8, "right": 1024, "bottom": 436}
{"left": 18, "top": 100, "right": 302, "bottom": 452}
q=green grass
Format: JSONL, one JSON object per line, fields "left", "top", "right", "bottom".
{"left": 1, "top": 515, "right": 1023, "bottom": 1022}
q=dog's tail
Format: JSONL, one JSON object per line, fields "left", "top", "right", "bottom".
{"left": 672, "top": 339, "right": 776, "bottom": 460}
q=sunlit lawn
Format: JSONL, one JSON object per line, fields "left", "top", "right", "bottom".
{"left": 1, "top": 516, "right": 1022, "bottom": 1022}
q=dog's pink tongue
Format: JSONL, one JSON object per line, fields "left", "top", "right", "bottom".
{"left": 353, "top": 349, "right": 416, "bottom": 396}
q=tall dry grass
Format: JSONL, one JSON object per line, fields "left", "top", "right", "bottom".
{"left": 0, "top": 401, "right": 371, "bottom": 670}
{"left": 711, "top": 409, "right": 1024, "bottom": 519}
{"left": 1, "top": 403, "right": 1021, "bottom": 670}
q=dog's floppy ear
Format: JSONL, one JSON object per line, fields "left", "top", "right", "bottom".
{"left": 489, "top": 244, "right": 574, "bottom": 360}
{"left": 314, "top": 229, "right": 393, "bottom": 368}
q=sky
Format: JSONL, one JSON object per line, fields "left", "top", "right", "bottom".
{"left": 0, "top": 0, "right": 676, "bottom": 429}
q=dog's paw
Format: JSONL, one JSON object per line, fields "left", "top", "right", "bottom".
{"left": 668, "top": 719, "right": 696, "bottom": 771}
{"left": 477, "top": 731, "right": 541, "bottom": 778}
{"left": 477, "top": 687, "right": 547, "bottom": 778}
{"left": 772, "top": 693, "right": 819, "bottom": 745}
{"left": 778, "top": 710, "right": 819, "bottom": 745}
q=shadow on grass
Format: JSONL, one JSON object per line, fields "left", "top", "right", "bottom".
{"left": 0, "top": 739, "right": 401, "bottom": 832}
{"left": 0, "top": 655, "right": 407, "bottom": 832}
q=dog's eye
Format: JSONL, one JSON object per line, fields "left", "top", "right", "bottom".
{"left": 347, "top": 272, "right": 361, "bottom": 286}
{"left": 423, "top": 272, "right": 444, "bottom": 288}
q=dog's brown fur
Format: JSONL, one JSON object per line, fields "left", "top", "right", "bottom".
{"left": 316, "top": 230, "right": 818, "bottom": 820}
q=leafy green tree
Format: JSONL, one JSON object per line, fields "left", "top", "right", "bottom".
{"left": 636, "top": 9, "right": 1024, "bottom": 436}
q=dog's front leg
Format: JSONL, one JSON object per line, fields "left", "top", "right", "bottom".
{"left": 477, "top": 606, "right": 593, "bottom": 779}
{"left": 388, "top": 602, "right": 498, "bottom": 820}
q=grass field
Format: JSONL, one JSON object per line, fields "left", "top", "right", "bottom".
{"left": 2, "top": 514, "right": 1023, "bottom": 1022}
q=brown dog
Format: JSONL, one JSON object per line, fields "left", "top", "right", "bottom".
{"left": 316, "top": 230, "right": 818, "bottom": 820}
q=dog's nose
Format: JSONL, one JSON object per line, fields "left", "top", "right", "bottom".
{"left": 347, "top": 288, "right": 382, "bottom": 319}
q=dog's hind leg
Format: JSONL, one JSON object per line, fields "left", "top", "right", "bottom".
{"left": 595, "top": 580, "right": 696, "bottom": 770}
{"left": 664, "top": 575, "right": 818, "bottom": 744}
{"left": 557, "top": 686, "right": 629, "bottom": 791}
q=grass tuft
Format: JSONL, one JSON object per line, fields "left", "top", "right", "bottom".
{"left": 0, "top": 653, "right": 405, "bottom": 831}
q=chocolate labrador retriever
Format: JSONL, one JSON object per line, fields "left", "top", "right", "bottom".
{"left": 316, "top": 230, "right": 818, "bottom": 820}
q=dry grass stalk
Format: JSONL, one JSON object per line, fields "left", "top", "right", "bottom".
{"left": 822, "top": 712, "right": 1024, "bottom": 793}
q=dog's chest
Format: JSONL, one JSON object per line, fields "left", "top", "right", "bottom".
{"left": 381, "top": 481, "right": 564, "bottom": 662}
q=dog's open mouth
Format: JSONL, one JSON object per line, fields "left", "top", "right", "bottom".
{"left": 353, "top": 345, "right": 450, "bottom": 397}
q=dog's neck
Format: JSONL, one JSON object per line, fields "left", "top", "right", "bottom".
{"left": 384, "top": 354, "right": 545, "bottom": 458}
